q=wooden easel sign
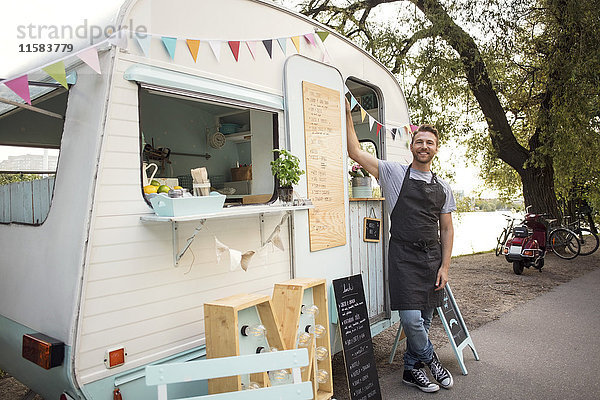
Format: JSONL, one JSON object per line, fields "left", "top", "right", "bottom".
{"left": 363, "top": 208, "right": 381, "bottom": 242}
{"left": 436, "top": 284, "right": 480, "bottom": 374}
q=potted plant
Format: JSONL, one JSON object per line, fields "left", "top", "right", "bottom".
{"left": 270, "top": 149, "right": 305, "bottom": 204}
{"left": 349, "top": 163, "right": 372, "bottom": 198}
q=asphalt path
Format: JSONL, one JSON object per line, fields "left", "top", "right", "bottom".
{"left": 379, "top": 266, "right": 600, "bottom": 399}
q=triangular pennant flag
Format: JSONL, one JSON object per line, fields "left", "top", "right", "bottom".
{"left": 228, "top": 41, "right": 240, "bottom": 61}
{"left": 291, "top": 36, "right": 300, "bottom": 53}
{"left": 262, "top": 39, "right": 273, "bottom": 58}
{"left": 344, "top": 85, "right": 350, "bottom": 94}
{"left": 215, "top": 238, "right": 229, "bottom": 263}
{"left": 391, "top": 128, "right": 398, "bottom": 141}
{"left": 42, "top": 61, "right": 68, "bottom": 89}
{"left": 246, "top": 41, "right": 256, "bottom": 60}
{"left": 229, "top": 248, "right": 242, "bottom": 271}
{"left": 4, "top": 75, "right": 31, "bottom": 105}
{"left": 277, "top": 38, "right": 287, "bottom": 54}
{"left": 404, "top": 125, "right": 411, "bottom": 137}
{"left": 186, "top": 39, "right": 200, "bottom": 62}
{"left": 241, "top": 250, "right": 255, "bottom": 271}
{"left": 316, "top": 31, "right": 330, "bottom": 42}
{"left": 304, "top": 33, "right": 316, "bottom": 46}
{"left": 360, "top": 108, "right": 367, "bottom": 122}
{"left": 161, "top": 37, "right": 177, "bottom": 60}
{"left": 410, "top": 124, "right": 419, "bottom": 133}
{"left": 208, "top": 40, "right": 221, "bottom": 61}
{"left": 135, "top": 33, "right": 151, "bottom": 57}
{"left": 368, "top": 115, "right": 375, "bottom": 131}
{"left": 271, "top": 226, "right": 285, "bottom": 251}
{"left": 108, "top": 32, "right": 128, "bottom": 49}
{"left": 350, "top": 95, "right": 358, "bottom": 110}
{"left": 376, "top": 123, "right": 382, "bottom": 137}
{"left": 77, "top": 47, "right": 101, "bottom": 74}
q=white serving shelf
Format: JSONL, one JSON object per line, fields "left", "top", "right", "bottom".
{"left": 140, "top": 203, "right": 313, "bottom": 266}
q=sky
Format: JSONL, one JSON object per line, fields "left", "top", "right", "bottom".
{"left": 1, "top": 0, "right": 490, "bottom": 197}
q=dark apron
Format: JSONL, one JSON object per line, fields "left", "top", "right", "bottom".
{"left": 388, "top": 165, "right": 446, "bottom": 310}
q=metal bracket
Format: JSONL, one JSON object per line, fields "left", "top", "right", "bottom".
{"left": 172, "top": 219, "right": 206, "bottom": 266}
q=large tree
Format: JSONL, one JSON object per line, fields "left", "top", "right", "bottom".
{"left": 295, "top": 0, "right": 600, "bottom": 217}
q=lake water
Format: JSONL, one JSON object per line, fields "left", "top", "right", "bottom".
{"left": 452, "top": 211, "right": 522, "bottom": 256}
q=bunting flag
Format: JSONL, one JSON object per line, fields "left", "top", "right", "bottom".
{"left": 304, "top": 33, "right": 316, "bottom": 47}
{"left": 240, "top": 250, "right": 256, "bottom": 271}
{"left": 271, "top": 226, "right": 285, "bottom": 251}
{"left": 376, "top": 123, "right": 382, "bottom": 137}
{"left": 360, "top": 108, "right": 367, "bottom": 122}
{"left": 77, "top": 47, "right": 101, "bottom": 74}
{"left": 208, "top": 40, "right": 221, "bottom": 61}
{"left": 316, "top": 31, "right": 330, "bottom": 42}
{"left": 161, "top": 37, "right": 177, "bottom": 60}
{"left": 291, "top": 36, "right": 300, "bottom": 53}
{"left": 350, "top": 95, "right": 358, "bottom": 110}
{"left": 228, "top": 41, "right": 240, "bottom": 61}
{"left": 4, "top": 75, "right": 31, "bottom": 104}
{"left": 410, "top": 124, "right": 419, "bottom": 133}
{"left": 229, "top": 248, "right": 242, "bottom": 271}
{"left": 186, "top": 39, "right": 200, "bottom": 62}
{"left": 246, "top": 41, "right": 257, "bottom": 60}
{"left": 42, "top": 61, "right": 68, "bottom": 89}
{"left": 262, "top": 39, "right": 273, "bottom": 58}
{"left": 368, "top": 115, "right": 375, "bottom": 131}
{"left": 215, "top": 238, "right": 229, "bottom": 263}
{"left": 135, "top": 33, "right": 151, "bottom": 57}
{"left": 277, "top": 37, "right": 287, "bottom": 54}
{"left": 391, "top": 128, "right": 398, "bottom": 141}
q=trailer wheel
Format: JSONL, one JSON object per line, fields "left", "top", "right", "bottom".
{"left": 513, "top": 261, "right": 524, "bottom": 275}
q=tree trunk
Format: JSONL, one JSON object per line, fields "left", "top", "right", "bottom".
{"left": 413, "top": 0, "right": 560, "bottom": 216}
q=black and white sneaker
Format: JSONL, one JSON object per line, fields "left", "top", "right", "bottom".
{"left": 427, "top": 351, "right": 454, "bottom": 389}
{"left": 402, "top": 367, "right": 440, "bottom": 392}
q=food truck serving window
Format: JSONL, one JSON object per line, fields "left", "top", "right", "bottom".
{"left": 138, "top": 87, "right": 277, "bottom": 205}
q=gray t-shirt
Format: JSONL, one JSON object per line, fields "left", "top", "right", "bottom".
{"left": 378, "top": 160, "right": 456, "bottom": 214}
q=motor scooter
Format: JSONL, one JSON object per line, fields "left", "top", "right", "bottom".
{"left": 503, "top": 212, "right": 547, "bottom": 274}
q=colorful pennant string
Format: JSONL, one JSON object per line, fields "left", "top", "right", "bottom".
{"left": 246, "top": 41, "right": 257, "bottom": 60}
{"left": 262, "top": 39, "right": 273, "bottom": 58}
{"left": 135, "top": 33, "right": 152, "bottom": 57}
{"left": 291, "top": 36, "right": 300, "bottom": 53}
{"left": 208, "top": 40, "right": 222, "bottom": 61}
{"left": 42, "top": 61, "right": 68, "bottom": 89}
{"left": 277, "top": 37, "right": 287, "bottom": 54}
{"left": 304, "top": 33, "right": 316, "bottom": 47}
{"left": 228, "top": 41, "right": 241, "bottom": 61}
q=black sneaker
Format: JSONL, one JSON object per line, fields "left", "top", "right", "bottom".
{"left": 402, "top": 367, "right": 440, "bottom": 392}
{"left": 426, "top": 352, "right": 453, "bottom": 389}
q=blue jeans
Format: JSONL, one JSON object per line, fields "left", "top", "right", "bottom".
{"left": 398, "top": 309, "right": 435, "bottom": 369}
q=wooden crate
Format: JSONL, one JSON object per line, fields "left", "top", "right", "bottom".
{"left": 272, "top": 278, "right": 333, "bottom": 400}
{"left": 204, "top": 293, "right": 285, "bottom": 394}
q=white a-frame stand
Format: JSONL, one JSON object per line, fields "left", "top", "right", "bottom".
{"left": 388, "top": 283, "right": 480, "bottom": 374}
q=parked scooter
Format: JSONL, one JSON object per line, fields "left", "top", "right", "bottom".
{"left": 503, "top": 212, "right": 547, "bottom": 274}
{"left": 503, "top": 210, "right": 581, "bottom": 274}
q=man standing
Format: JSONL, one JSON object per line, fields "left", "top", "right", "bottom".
{"left": 345, "top": 100, "right": 455, "bottom": 393}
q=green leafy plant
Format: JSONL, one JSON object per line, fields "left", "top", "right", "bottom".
{"left": 270, "top": 149, "right": 305, "bottom": 188}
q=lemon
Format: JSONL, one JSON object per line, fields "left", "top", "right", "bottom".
{"left": 150, "top": 179, "right": 161, "bottom": 186}
{"left": 144, "top": 185, "right": 158, "bottom": 194}
{"left": 157, "top": 185, "right": 171, "bottom": 193}
{"left": 173, "top": 186, "right": 183, "bottom": 190}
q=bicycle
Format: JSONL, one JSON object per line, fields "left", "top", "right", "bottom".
{"left": 565, "top": 212, "right": 599, "bottom": 256}
{"left": 495, "top": 213, "right": 517, "bottom": 256}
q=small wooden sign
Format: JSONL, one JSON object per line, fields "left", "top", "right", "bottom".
{"left": 333, "top": 275, "right": 382, "bottom": 400}
{"left": 363, "top": 217, "right": 381, "bottom": 242}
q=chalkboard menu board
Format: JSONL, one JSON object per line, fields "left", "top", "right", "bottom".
{"left": 363, "top": 217, "right": 381, "bottom": 242}
{"left": 333, "top": 275, "right": 382, "bottom": 400}
{"left": 439, "top": 287, "right": 468, "bottom": 347}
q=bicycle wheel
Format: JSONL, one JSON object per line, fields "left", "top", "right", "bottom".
{"left": 576, "top": 228, "right": 599, "bottom": 256}
{"left": 548, "top": 228, "right": 580, "bottom": 260}
{"left": 495, "top": 228, "right": 508, "bottom": 256}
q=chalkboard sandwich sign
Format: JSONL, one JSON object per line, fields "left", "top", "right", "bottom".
{"left": 333, "top": 275, "right": 382, "bottom": 400}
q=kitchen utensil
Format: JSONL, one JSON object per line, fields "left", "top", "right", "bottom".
{"left": 143, "top": 162, "right": 158, "bottom": 186}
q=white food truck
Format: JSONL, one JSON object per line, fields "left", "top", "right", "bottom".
{"left": 0, "top": 0, "right": 413, "bottom": 398}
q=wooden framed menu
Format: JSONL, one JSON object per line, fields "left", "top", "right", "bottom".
{"left": 302, "top": 81, "right": 346, "bottom": 251}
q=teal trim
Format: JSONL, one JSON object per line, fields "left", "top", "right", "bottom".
{"left": 0, "top": 315, "right": 79, "bottom": 399}
{"left": 123, "top": 64, "right": 284, "bottom": 111}
{"left": 83, "top": 345, "right": 209, "bottom": 400}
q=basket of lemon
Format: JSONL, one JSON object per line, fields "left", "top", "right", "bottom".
{"left": 144, "top": 181, "right": 225, "bottom": 217}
